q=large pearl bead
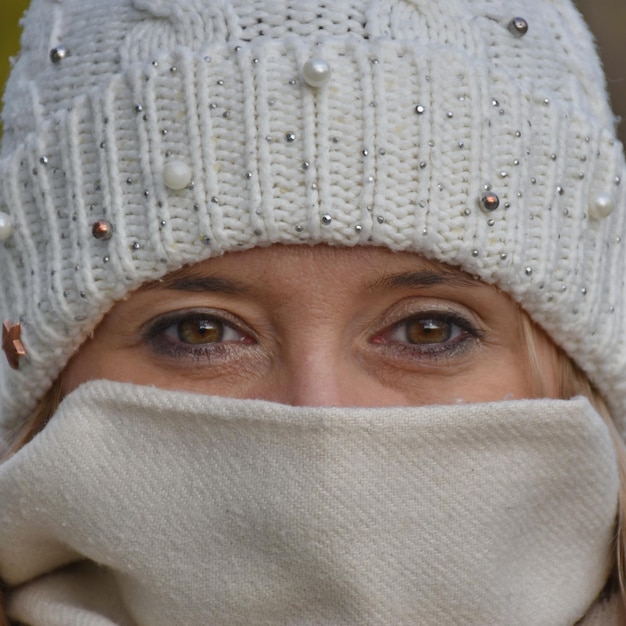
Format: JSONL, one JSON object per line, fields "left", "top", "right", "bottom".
{"left": 162, "top": 160, "right": 192, "bottom": 190}
{"left": 0, "top": 212, "right": 14, "bottom": 241}
{"left": 302, "top": 57, "right": 332, "bottom": 88}
{"left": 589, "top": 192, "right": 614, "bottom": 219}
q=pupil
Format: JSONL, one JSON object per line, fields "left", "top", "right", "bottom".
{"left": 407, "top": 319, "right": 450, "bottom": 344}
{"left": 178, "top": 319, "right": 222, "bottom": 344}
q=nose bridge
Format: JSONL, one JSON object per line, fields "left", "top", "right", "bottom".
{"left": 280, "top": 340, "right": 378, "bottom": 408}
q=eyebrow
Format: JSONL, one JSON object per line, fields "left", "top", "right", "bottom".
{"left": 142, "top": 274, "right": 251, "bottom": 294}
{"left": 369, "top": 270, "right": 478, "bottom": 291}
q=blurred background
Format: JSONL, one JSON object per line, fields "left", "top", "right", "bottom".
{"left": 1, "top": 0, "right": 625, "bottom": 146}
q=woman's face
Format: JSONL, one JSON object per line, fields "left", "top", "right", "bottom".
{"left": 63, "top": 245, "right": 560, "bottom": 406}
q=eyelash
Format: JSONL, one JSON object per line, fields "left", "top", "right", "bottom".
{"left": 142, "top": 308, "right": 483, "bottom": 365}
{"left": 142, "top": 310, "right": 253, "bottom": 361}
{"left": 373, "top": 311, "right": 483, "bottom": 360}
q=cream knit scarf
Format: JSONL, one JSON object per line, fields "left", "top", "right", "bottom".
{"left": 0, "top": 381, "right": 621, "bottom": 625}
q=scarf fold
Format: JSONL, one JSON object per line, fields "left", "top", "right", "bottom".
{"left": 0, "top": 381, "right": 620, "bottom": 625}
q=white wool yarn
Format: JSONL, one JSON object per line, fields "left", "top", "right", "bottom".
{"left": 0, "top": 0, "right": 625, "bottom": 432}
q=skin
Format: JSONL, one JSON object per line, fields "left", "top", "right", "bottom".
{"left": 63, "top": 245, "right": 561, "bottom": 406}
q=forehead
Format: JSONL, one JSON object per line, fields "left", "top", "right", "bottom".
{"left": 142, "top": 244, "right": 482, "bottom": 294}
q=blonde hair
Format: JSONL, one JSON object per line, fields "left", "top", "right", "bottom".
{"left": 1, "top": 310, "right": 626, "bottom": 615}
{"left": 520, "top": 313, "right": 626, "bottom": 602}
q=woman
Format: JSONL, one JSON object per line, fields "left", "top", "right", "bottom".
{"left": 0, "top": 0, "right": 624, "bottom": 623}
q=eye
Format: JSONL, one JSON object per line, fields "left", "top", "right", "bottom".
{"left": 388, "top": 316, "right": 463, "bottom": 345}
{"left": 164, "top": 316, "right": 243, "bottom": 345}
{"left": 143, "top": 309, "right": 254, "bottom": 360}
{"left": 372, "top": 310, "right": 482, "bottom": 359}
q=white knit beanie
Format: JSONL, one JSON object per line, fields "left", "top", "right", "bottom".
{"left": 0, "top": 0, "right": 625, "bottom": 434}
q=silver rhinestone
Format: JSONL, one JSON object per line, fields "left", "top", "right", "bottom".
{"left": 487, "top": 219, "right": 495, "bottom": 226}
{"left": 302, "top": 161, "right": 310, "bottom": 170}
{"left": 415, "top": 105, "right": 426, "bottom": 115}
{"left": 39, "top": 156, "right": 49, "bottom": 165}
{"left": 144, "top": 190, "right": 150, "bottom": 197}
{"left": 367, "top": 204, "right": 374, "bottom": 211}
{"left": 245, "top": 171, "right": 253, "bottom": 179}
{"left": 289, "top": 79, "right": 297, "bottom": 86}
{"left": 446, "top": 111, "right": 453, "bottom": 118}
{"left": 161, "top": 129, "right": 168, "bottom": 136}
{"left": 170, "top": 66, "right": 177, "bottom": 73}
{"left": 321, "top": 214, "right": 332, "bottom": 225}
{"left": 491, "top": 99, "right": 499, "bottom": 107}
{"left": 252, "top": 58, "right": 259, "bottom": 64}
{"left": 295, "top": 225, "right": 304, "bottom": 232}
{"left": 422, "top": 228, "right": 428, "bottom": 236}
{"left": 525, "top": 267, "right": 533, "bottom": 276}
{"left": 217, "top": 79, "right": 224, "bottom": 86}
{"left": 211, "top": 196, "right": 219, "bottom": 204}
{"left": 202, "top": 236, "right": 211, "bottom": 245}
{"left": 515, "top": 131, "right": 522, "bottom": 138}
{"left": 458, "top": 141, "right": 464, "bottom": 149}
{"left": 377, "top": 216, "right": 384, "bottom": 224}
{"left": 370, "top": 58, "right": 379, "bottom": 64}
{"left": 508, "top": 17, "right": 529, "bottom": 36}
{"left": 311, "top": 182, "right": 318, "bottom": 190}
{"left": 126, "top": 177, "right": 133, "bottom": 184}
{"left": 551, "top": 154, "right": 557, "bottom": 161}
{"left": 472, "top": 250, "right": 479, "bottom": 257}
{"left": 131, "top": 242, "right": 141, "bottom": 251}
{"left": 209, "top": 103, "right": 217, "bottom": 109}
{"left": 332, "top": 137, "right": 340, "bottom": 144}
{"left": 544, "top": 98, "right": 550, "bottom": 105}
{"left": 103, "top": 256, "right": 110, "bottom": 263}
{"left": 50, "top": 46, "right": 69, "bottom": 63}
{"left": 367, "top": 176, "right": 374, "bottom": 183}
{"left": 581, "top": 287, "right": 587, "bottom": 296}
{"left": 500, "top": 253, "right": 507, "bottom": 260}
{"left": 463, "top": 208, "right": 471, "bottom": 216}
{"left": 617, "top": 236, "right": 622, "bottom": 243}
{"left": 531, "top": 177, "right": 537, "bottom": 184}
{"left": 222, "top": 110, "right": 231, "bottom": 118}
{"left": 419, "top": 161, "right": 427, "bottom": 169}
{"left": 379, "top": 149, "right": 386, "bottom": 155}
{"left": 355, "top": 225, "right": 363, "bottom": 232}
{"left": 557, "top": 185, "right": 564, "bottom": 195}
{"left": 500, "top": 171, "right": 508, "bottom": 178}
{"left": 362, "top": 149, "right": 369, "bottom": 156}
{"left": 616, "top": 176, "right": 622, "bottom": 185}
{"left": 135, "top": 104, "right": 143, "bottom": 113}
{"left": 513, "top": 159, "right": 520, "bottom": 166}
{"left": 285, "top": 132, "right": 296, "bottom": 143}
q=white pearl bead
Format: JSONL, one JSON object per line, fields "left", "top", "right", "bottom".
{"left": 0, "top": 211, "right": 14, "bottom": 241}
{"left": 589, "top": 192, "right": 614, "bottom": 219}
{"left": 162, "top": 160, "right": 192, "bottom": 190}
{"left": 302, "top": 57, "right": 332, "bottom": 88}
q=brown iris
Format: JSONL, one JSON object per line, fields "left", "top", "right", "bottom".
{"left": 406, "top": 318, "right": 451, "bottom": 345}
{"left": 177, "top": 319, "right": 223, "bottom": 344}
